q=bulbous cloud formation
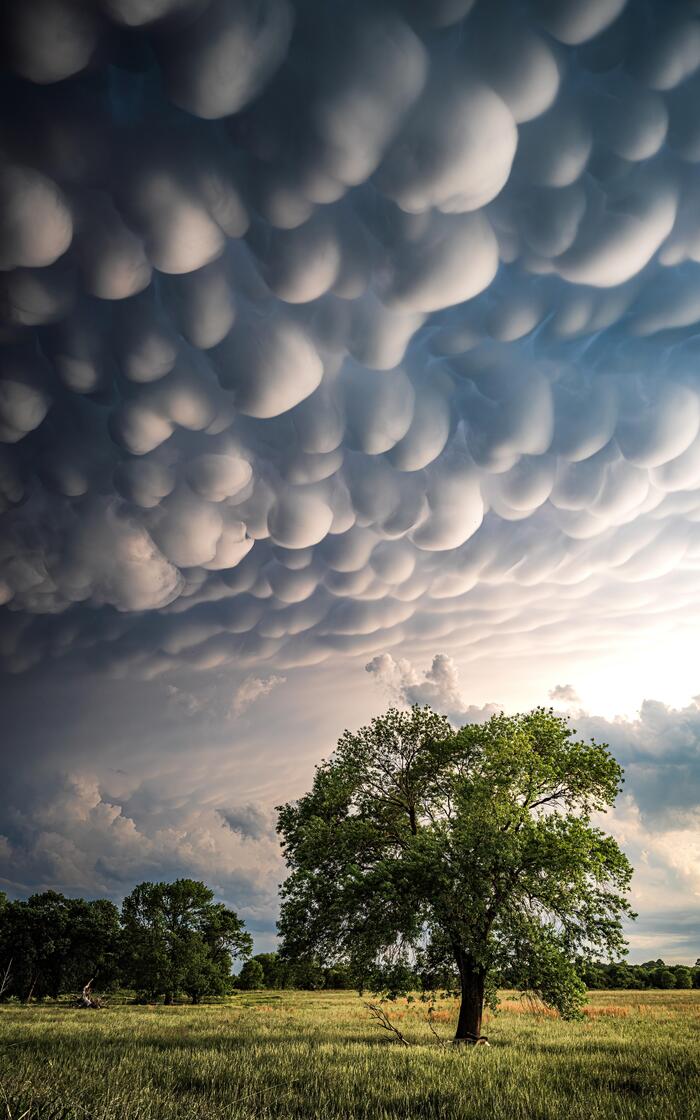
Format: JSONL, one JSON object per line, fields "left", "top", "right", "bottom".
{"left": 7, "top": 0, "right": 700, "bottom": 675}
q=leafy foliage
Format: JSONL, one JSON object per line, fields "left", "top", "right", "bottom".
{"left": 120, "top": 879, "right": 252, "bottom": 1002}
{"left": 233, "top": 952, "right": 355, "bottom": 990}
{"left": 0, "top": 891, "right": 121, "bottom": 1000}
{"left": 0, "top": 881, "right": 252, "bottom": 1004}
{"left": 577, "top": 959, "right": 700, "bottom": 990}
{"left": 237, "top": 959, "right": 266, "bottom": 990}
{"left": 277, "top": 705, "right": 635, "bottom": 1038}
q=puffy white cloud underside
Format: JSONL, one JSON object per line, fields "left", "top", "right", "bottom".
{"left": 4, "top": 0, "right": 700, "bottom": 677}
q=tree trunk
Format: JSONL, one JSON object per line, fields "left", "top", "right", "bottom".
{"left": 453, "top": 949, "right": 487, "bottom": 1044}
{"left": 164, "top": 992, "right": 173, "bottom": 1005}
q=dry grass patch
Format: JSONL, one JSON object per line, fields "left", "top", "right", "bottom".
{"left": 582, "top": 1005, "right": 631, "bottom": 1019}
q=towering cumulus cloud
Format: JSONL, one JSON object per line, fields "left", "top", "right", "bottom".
{"left": 5, "top": 0, "right": 700, "bottom": 677}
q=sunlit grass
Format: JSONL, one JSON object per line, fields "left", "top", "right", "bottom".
{"left": 1, "top": 990, "right": 698, "bottom": 1119}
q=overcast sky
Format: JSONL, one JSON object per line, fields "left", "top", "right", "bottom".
{"left": 1, "top": 0, "right": 699, "bottom": 963}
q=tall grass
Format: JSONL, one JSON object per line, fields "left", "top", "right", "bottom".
{"left": 1, "top": 990, "right": 698, "bottom": 1120}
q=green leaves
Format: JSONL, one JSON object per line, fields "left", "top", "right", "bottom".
{"left": 0, "top": 892, "right": 121, "bottom": 1000}
{"left": 120, "top": 879, "right": 251, "bottom": 1002}
{"left": 277, "top": 705, "right": 634, "bottom": 1018}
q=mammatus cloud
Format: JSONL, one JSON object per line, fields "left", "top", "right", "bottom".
{"left": 4, "top": 1, "right": 700, "bottom": 677}
{"left": 549, "top": 683, "right": 580, "bottom": 704}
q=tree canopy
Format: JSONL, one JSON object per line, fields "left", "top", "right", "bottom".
{"left": 277, "top": 705, "right": 635, "bottom": 1041}
{"left": 121, "top": 879, "right": 252, "bottom": 1003}
{"left": 237, "top": 958, "right": 266, "bottom": 990}
{"left": 0, "top": 891, "right": 121, "bottom": 1001}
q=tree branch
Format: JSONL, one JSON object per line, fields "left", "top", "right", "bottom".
{"left": 364, "top": 1001, "right": 410, "bottom": 1046}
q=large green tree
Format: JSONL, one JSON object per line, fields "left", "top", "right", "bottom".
{"left": 120, "top": 879, "right": 252, "bottom": 1003}
{"left": 277, "top": 706, "right": 634, "bottom": 1042}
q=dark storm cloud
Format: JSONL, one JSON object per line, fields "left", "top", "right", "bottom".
{"left": 576, "top": 699, "right": 700, "bottom": 824}
{"left": 219, "top": 802, "right": 274, "bottom": 841}
{"left": 0, "top": 768, "right": 281, "bottom": 923}
{"left": 5, "top": 0, "right": 700, "bottom": 679}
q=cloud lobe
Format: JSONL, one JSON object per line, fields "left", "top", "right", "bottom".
{"left": 3, "top": 0, "right": 700, "bottom": 683}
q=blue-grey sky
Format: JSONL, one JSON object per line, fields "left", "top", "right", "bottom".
{"left": 1, "top": 0, "right": 699, "bottom": 963}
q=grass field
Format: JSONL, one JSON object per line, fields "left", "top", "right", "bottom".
{"left": 1, "top": 989, "right": 698, "bottom": 1120}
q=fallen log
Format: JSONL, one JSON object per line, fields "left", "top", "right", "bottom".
{"left": 75, "top": 979, "right": 103, "bottom": 1009}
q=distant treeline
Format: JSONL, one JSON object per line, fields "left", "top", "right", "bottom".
{"left": 240, "top": 955, "right": 700, "bottom": 993}
{"left": 577, "top": 959, "right": 700, "bottom": 991}
{"left": 1, "top": 884, "right": 698, "bottom": 1002}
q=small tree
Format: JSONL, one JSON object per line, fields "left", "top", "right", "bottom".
{"left": 121, "top": 879, "right": 251, "bottom": 1003}
{"left": 277, "top": 706, "right": 634, "bottom": 1043}
{"left": 249, "top": 952, "right": 284, "bottom": 989}
{"left": 323, "top": 963, "right": 355, "bottom": 989}
{"left": 673, "top": 967, "right": 693, "bottom": 990}
{"left": 655, "top": 968, "right": 677, "bottom": 990}
{"left": 287, "top": 958, "right": 326, "bottom": 990}
{"left": 237, "top": 959, "right": 265, "bottom": 990}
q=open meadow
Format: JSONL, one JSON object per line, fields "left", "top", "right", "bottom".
{"left": 1, "top": 989, "right": 698, "bottom": 1120}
